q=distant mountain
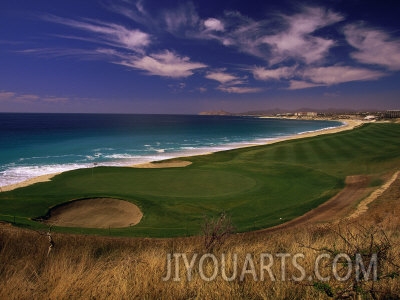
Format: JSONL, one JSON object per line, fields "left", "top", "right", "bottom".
{"left": 198, "top": 110, "right": 233, "bottom": 116}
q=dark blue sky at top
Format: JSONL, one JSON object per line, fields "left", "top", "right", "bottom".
{"left": 0, "top": 0, "right": 399, "bottom": 113}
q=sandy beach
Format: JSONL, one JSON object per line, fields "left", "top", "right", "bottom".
{"left": 0, "top": 119, "right": 363, "bottom": 192}
{"left": 256, "top": 119, "right": 363, "bottom": 146}
{"left": 131, "top": 119, "right": 363, "bottom": 168}
{"left": 0, "top": 173, "right": 60, "bottom": 193}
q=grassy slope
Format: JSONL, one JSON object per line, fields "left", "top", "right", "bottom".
{"left": 0, "top": 123, "right": 399, "bottom": 237}
{"left": 1, "top": 167, "right": 400, "bottom": 299}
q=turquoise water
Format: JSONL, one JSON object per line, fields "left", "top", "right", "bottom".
{"left": 0, "top": 113, "right": 342, "bottom": 186}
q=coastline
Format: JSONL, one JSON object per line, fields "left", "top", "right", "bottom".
{"left": 261, "top": 119, "right": 363, "bottom": 145}
{"left": 0, "top": 119, "right": 363, "bottom": 192}
{"left": 0, "top": 173, "right": 61, "bottom": 192}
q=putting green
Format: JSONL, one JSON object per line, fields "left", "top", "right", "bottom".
{"left": 125, "top": 169, "right": 256, "bottom": 197}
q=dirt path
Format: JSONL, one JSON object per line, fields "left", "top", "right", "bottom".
{"left": 258, "top": 175, "right": 373, "bottom": 233}
{"left": 347, "top": 171, "right": 400, "bottom": 220}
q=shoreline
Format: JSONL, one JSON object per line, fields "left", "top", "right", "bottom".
{"left": 0, "top": 119, "right": 363, "bottom": 192}
{"left": 252, "top": 118, "right": 362, "bottom": 146}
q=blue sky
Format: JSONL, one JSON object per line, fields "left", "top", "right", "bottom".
{"left": 1, "top": 0, "right": 399, "bottom": 113}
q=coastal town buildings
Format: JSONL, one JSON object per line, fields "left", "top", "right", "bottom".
{"left": 384, "top": 110, "right": 400, "bottom": 118}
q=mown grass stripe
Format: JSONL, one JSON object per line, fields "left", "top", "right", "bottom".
{"left": 308, "top": 138, "right": 336, "bottom": 164}
{"left": 0, "top": 123, "right": 399, "bottom": 237}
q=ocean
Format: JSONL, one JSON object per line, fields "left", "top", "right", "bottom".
{"left": 0, "top": 113, "right": 343, "bottom": 187}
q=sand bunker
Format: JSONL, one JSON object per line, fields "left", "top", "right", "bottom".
{"left": 45, "top": 198, "right": 143, "bottom": 228}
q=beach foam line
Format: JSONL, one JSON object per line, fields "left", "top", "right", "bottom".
{"left": 131, "top": 119, "right": 363, "bottom": 169}
{"left": 0, "top": 119, "right": 362, "bottom": 191}
{"left": 259, "top": 119, "right": 362, "bottom": 146}
{"left": 0, "top": 173, "right": 61, "bottom": 192}
{"left": 0, "top": 163, "right": 90, "bottom": 187}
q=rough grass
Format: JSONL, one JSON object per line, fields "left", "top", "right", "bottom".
{"left": 1, "top": 174, "right": 400, "bottom": 299}
{"left": 0, "top": 123, "right": 400, "bottom": 237}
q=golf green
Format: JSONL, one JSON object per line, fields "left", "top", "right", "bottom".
{"left": 0, "top": 123, "right": 399, "bottom": 237}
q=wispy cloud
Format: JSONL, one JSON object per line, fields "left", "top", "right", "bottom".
{"left": 0, "top": 90, "right": 68, "bottom": 104}
{"left": 344, "top": 23, "right": 400, "bottom": 70}
{"left": 302, "top": 66, "right": 386, "bottom": 85}
{"left": 252, "top": 64, "right": 386, "bottom": 89}
{"left": 198, "top": 11, "right": 271, "bottom": 59}
{"left": 287, "top": 80, "right": 325, "bottom": 90}
{"left": 16, "top": 1, "right": 398, "bottom": 93}
{"left": 261, "top": 7, "right": 343, "bottom": 65}
{"left": 252, "top": 66, "right": 297, "bottom": 81}
{"left": 42, "top": 15, "right": 151, "bottom": 53}
{"left": 205, "top": 70, "right": 261, "bottom": 93}
{"left": 107, "top": 0, "right": 156, "bottom": 30}
{"left": 18, "top": 47, "right": 111, "bottom": 61}
{"left": 216, "top": 86, "right": 262, "bottom": 94}
{"left": 26, "top": 12, "right": 208, "bottom": 79}
{"left": 0, "top": 91, "right": 39, "bottom": 103}
{"left": 118, "top": 50, "right": 207, "bottom": 78}
{"left": 162, "top": 2, "right": 200, "bottom": 34}
{"left": 0, "top": 91, "right": 17, "bottom": 101}
{"left": 183, "top": 6, "right": 343, "bottom": 65}
{"left": 205, "top": 71, "right": 243, "bottom": 84}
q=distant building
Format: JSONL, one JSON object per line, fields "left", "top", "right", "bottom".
{"left": 384, "top": 110, "right": 400, "bottom": 118}
{"left": 295, "top": 112, "right": 317, "bottom": 117}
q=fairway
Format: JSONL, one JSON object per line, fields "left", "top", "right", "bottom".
{"left": 0, "top": 123, "right": 400, "bottom": 237}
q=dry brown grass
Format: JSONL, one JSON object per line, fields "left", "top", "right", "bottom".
{"left": 1, "top": 176, "right": 400, "bottom": 299}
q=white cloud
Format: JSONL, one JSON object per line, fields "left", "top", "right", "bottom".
{"left": 0, "top": 92, "right": 40, "bottom": 103}
{"left": 120, "top": 50, "right": 207, "bottom": 78}
{"left": 42, "top": 15, "right": 151, "bottom": 52}
{"left": 19, "top": 47, "right": 111, "bottom": 60}
{"left": 287, "top": 80, "right": 325, "bottom": 90}
{"left": 217, "top": 86, "right": 262, "bottom": 94}
{"left": 252, "top": 66, "right": 297, "bottom": 81}
{"left": 302, "top": 66, "right": 386, "bottom": 85}
{"left": 205, "top": 70, "right": 260, "bottom": 93}
{"left": 205, "top": 71, "right": 241, "bottom": 84}
{"left": 205, "top": 11, "right": 268, "bottom": 59}
{"left": 34, "top": 13, "right": 208, "bottom": 79}
{"left": 252, "top": 64, "right": 386, "bottom": 89}
{"left": 21, "top": 3, "right": 395, "bottom": 93}
{"left": 261, "top": 7, "right": 343, "bottom": 64}
{"left": 344, "top": 23, "right": 400, "bottom": 70}
{"left": 204, "top": 18, "right": 224, "bottom": 32}
{"left": 188, "top": 6, "right": 343, "bottom": 65}
{"left": 0, "top": 91, "right": 68, "bottom": 104}
{"left": 107, "top": 1, "right": 156, "bottom": 30}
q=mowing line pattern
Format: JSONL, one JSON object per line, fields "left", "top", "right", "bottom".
{"left": 0, "top": 123, "right": 399, "bottom": 237}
